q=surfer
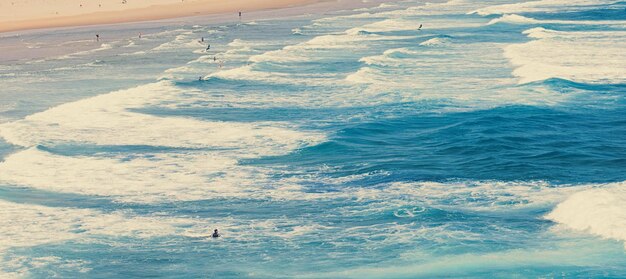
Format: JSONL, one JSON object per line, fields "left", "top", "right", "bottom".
{"left": 418, "top": 24, "right": 422, "bottom": 30}
{"left": 206, "top": 44, "right": 211, "bottom": 51}
{"left": 239, "top": 11, "right": 242, "bottom": 20}
{"left": 96, "top": 34, "right": 100, "bottom": 42}
{"left": 212, "top": 229, "right": 220, "bottom": 238}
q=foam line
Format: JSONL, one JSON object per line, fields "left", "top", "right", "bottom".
{"left": 472, "top": 0, "right": 619, "bottom": 15}
{"left": 488, "top": 14, "right": 626, "bottom": 26}
{"left": 547, "top": 182, "right": 626, "bottom": 248}
{"left": 0, "top": 82, "right": 323, "bottom": 151}
{"left": 504, "top": 28, "right": 626, "bottom": 84}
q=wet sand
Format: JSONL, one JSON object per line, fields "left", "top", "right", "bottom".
{"left": 0, "top": 0, "right": 324, "bottom": 33}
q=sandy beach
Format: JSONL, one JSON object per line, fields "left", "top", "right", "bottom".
{"left": 0, "top": 0, "right": 324, "bottom": 33}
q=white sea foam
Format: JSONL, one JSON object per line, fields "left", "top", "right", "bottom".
{"left": 0, "top": 82, "right": 321, "bottom": 150}
{"left": 247, "top": 31, "right": 412, "bottom": 64}
{"left": 237, "top": 171, "right": 581, "bottom": 211}
{"left": 309, "top": 12, "right": 383, "bottom": 27}
{"left": 227, "top": 39, "right": 255, "bottom": 48}
{"left": 0, "top": 197, "right": 337, "bottom": 277}
{"left": 0, "top": 79, "right": 324, "bottom": 202}
{"left": 24, "top": 42, "right": 44, "bottom": 49}
{"left": 0, "top": 144, "right": 324, "bottom": 203}
{"left": 209, "top": 65, "right": 341, "bottom": 86}
{"left": 473, "top": 0, "right": 618, "bottom": 15}
{"left": 0, "top": 148, "right": 237, "bottom": 202}
{"left": 346, "top": 41, "right": 568, "bottom": 106}
{"left": 349, "top": 16, "right": 483, "bottom": 33}
{"left": 208, "top": 0, "right": 487, "bottom": 88}
{"left": 27, "top": 42, "right": 116, "bottom": 64}
{"left": 0, "top": 199, "right": 316, "bottom": 274}
{"left": 0, "top": 196, "right": 337, "bottom": 277}
{"left": 0, "top": 199, "right": 202, "bottom": 252}
{"left": 291, "top": 28, "right": 303, "bottom": 35}
{"left": 2, "top": 256, "right": 91, "bottom": 278}
{"left": 160, "top": 54, "right": 223, "bottom": 79}
{"left": 150, "top": 31, "right": 210, "bottom": 52}
{"left": 346, "top": 18, "right": 420, "bottom": 33}
{"left": 210, "top": 22, "right": 415, "bottom": 86}
{"left": 547, "top": 182, "right": 626, "bottom": 249}
{"left": 337, "top": 180, "right": 580, "bottom": 211}
{"left": 0, "top": 198, "right": 335, "bottom": 249}
{"left": 137, "top": 28, "right": 190, "bottom": 40}
{"left": 488, "top": 14, "right": 540, "bottom": 25}
{"left": 488, "top": 14, "right": 626, "bottom": 26}
{"left": 61, "top": 43, "right": 114, "bottom": 59}
{"left": 419, "top": 37, "right": 451, "bottom": 46}
{"left": 376, "top": 3, "right": 398, "bottom": 9}
{"left": 223, "top": 39, "right": 281, "bottom": 58}
{"left": 398, "top": 0, "right": 485, "bottom": 16}
{"left": 504, "top": 28, "right": 626, "bottom": 84}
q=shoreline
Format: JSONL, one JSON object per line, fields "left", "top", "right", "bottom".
{"left": 0, "top": 0, "right": 325, "bottom": 34}
{"left": 0, "top": 0, "right": 391, "bottom": 62}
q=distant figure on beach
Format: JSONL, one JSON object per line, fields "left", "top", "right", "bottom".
{"left": 212, "top": 229, "right": 220, "bottom": 238}
{"left": 138, "top": 32, "right": 142, "bottom": 39}
{"left": 96, "top": 34, "right": 100, "bottom": 42}
{"left": 418, "top": 24, "right": 422, "bottom": 30}
{"left": 206, "top": 44, "right": 211, "bottom": 51}
{"left": 239, "top": 11, "right": 242, "bottom": 20}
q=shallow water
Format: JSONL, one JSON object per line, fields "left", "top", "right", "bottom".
{"left": 1, "top": 0, "right": 626, "bottom": 277}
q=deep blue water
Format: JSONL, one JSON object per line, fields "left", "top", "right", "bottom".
{"left": 1, "top": 0, "right": 626, "bottom": 277}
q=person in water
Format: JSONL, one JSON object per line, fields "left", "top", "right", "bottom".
{"left": 212, "top": 229, "right": 220, "bottom": 238}
{"left": 96, "top": 34, "right": 100, "bottom": 42}
{"left": 206, "top": 44, "right": 210, "bottom": 51}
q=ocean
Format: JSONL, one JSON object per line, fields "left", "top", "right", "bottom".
{"left": 0, "top": 0, "right": 625, "bottom": 277}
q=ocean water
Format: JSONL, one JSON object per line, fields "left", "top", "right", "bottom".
{"left": 1, "top": 0, "right": 626, "bottom": 277}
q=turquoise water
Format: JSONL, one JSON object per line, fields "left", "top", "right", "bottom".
{"left": 1, "top": 0, "right": 626, "bottom": 277}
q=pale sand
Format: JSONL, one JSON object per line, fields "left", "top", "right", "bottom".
{"left": 0, "top": 0, "right": 323, "bottom": 33}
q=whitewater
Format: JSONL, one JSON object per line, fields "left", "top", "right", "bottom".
{"left": 0, "top": 0, "right": 625, "bottom": 277}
